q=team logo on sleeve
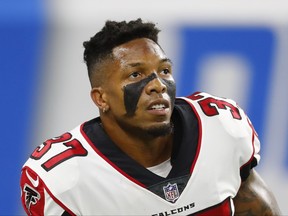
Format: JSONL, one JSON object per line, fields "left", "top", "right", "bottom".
{"left": 23, "top": 184, "right": 41, "bottom": 214}
{"left": 163, "top": 183, "right": 179, "bottom": 203}
{"left": 21, "top": 169, "right": 45, "bottom": 215}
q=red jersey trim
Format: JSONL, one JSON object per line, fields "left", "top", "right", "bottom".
{"left": 240, "top": 117, "right": 257, "bottom": 171}
{"left": 80, "top": 123, "right": 146, "bottom": 188}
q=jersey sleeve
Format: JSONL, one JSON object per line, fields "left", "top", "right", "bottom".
{"left": 186, "top": 92, "right": 261, "bottom": 182}
{"left": 239, "top": 115, "right": 261, "bottom": 181}
{"left": 216, "top": 96, "right": 261, "bottom": 182}
{"left": 20, "top": 166, "right": 70, "bottom": 215}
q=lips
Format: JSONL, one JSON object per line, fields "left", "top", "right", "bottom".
{"left": 147, "top": 99, "right": 169, "bottom": 111}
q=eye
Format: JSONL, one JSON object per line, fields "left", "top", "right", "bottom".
{"left": 160, "top": 68, "right": 171, "bottom": 75}
{"left": 129, "top": 72, "right": 141, "bottom": 79}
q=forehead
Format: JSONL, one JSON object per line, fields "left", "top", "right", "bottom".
{"left": 112, "top": 38, "right": 167, "bottom": 65}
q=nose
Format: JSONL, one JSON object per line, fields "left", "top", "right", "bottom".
{"left": 145, "top": 74, "right": 167, "bottom": 95}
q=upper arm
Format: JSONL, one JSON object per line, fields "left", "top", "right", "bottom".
{"left": 20, "top": 167, "right": 68, "bottom": 215}
{"left": 233, "top": 169, "right": 281, "bottom": 216}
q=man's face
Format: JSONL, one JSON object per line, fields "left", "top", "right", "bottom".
{"left": 101, "top": 38, "right": 176, "bottom": 137}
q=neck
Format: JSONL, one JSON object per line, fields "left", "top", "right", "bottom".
{"left": 101, "top": 117, "right": 173, "bottom": 168}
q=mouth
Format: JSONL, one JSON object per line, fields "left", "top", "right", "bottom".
{"left": 150, "top": 104, "right": 166, "bottom": 110}
{"left": 147, "top": 99, "right": 170, "bottom": 114}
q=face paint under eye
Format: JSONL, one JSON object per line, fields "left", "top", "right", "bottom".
{"left": 123, "top": 73, "right": 176, "bottom": 116}
{"left": 123, "top": 73, "right": 157, "bottom": 116}
{"left": 160, "top": 78, "right": 176, "bottom": 108}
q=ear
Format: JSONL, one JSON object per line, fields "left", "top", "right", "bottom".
{"left": 90, "top": 87, "right": 108, "bottom": 110}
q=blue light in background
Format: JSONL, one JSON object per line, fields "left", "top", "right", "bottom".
{"left": 177, "top": 26, "right": 275, "bottom": 153}
{"left": 0, "top": 1, "right": 46, "bottom": 214}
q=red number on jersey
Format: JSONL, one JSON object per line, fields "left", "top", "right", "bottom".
{"left": 31, "top": 133, "right": 72, "bottom": 159}
{"left": 198, "top": 97, "right": 242, "bottom": 120}
{"left": 188, "top": 94, "right": 242, "bottom": 120}
{"left": 30, "top": 132, "right": 88, "bottom": 171}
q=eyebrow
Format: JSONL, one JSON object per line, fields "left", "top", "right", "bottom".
{"left": 161, "top": 58, "right": 173, "bottom": 65}
{"left": 127, "top": 58, "right": 173, "bottom": 68}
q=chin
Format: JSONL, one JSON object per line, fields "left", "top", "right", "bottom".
{"left": 145, "top": 122, "right": 173, "bottom": 137}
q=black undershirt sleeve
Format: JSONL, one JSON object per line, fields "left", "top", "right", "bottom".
{"left": 240, "top": 157, "right": 258, "bottom": 181}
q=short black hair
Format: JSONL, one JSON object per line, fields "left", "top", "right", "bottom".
{"left": 83, "top": 18, "right": 160, "bottom": 86}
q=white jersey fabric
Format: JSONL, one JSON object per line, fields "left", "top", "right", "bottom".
{"left": 20, "top": 92, "right": 260, "bottom": 215}
{"left": 147, "top": 158, "right": 172, "bottom": 178}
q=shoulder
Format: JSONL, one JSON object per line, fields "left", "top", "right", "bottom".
{"left": 176, "top": 91, "right": 248, "bottom": 129}
{"left": 20, "top": 122, "right": 91, "bottom": 215}
{"left": 177, "top": 92, "right": 260, "bottom": 170}
{"left": 177, "top": 92, "right": 241, "bottom": 116}
{"left": 21, "top": 122, "right": 90, "bottom": 191}
{"left": 178, "top": 91, "right": 257, "bottom": 139}
{"left": 20, "top": 118, "right": 111, "bottom": 214}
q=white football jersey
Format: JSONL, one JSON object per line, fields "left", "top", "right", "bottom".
{"left": 20, "top": 92, "right": 260, "bottom": 215}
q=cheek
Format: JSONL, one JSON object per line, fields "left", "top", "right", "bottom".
{"left": 105, "top": 86, "right": 126, "bottom": 112}
{"left": 123, "top": 82, "right": 145, "bottom": 116}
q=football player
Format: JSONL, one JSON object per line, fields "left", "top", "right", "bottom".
{"left": 20, "top": 18, "right": 281, "bottom": 215}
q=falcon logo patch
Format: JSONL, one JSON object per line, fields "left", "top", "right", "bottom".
{"left": 163, "top": 183, "right": 179, "bottom": 203}
{"left": 23, "top": 184, "right": 41, "bottom": 214}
